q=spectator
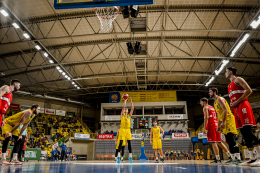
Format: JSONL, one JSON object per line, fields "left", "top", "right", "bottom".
{"left": 169, "top": 129, "right": 172, "bottom": 133}
{"left": 106, "top": 130, "right": 109, "bottom": 134}
{"left": 53, "top": 134, "right": 57, "bottom": 141}
{"left": 255, "top": 122, "right": 260, "bottom": 140}
{"left": 111, "top": 130, "right": 113, "bottom": 134}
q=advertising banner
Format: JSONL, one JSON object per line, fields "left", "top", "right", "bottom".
{"left": 0, "top": 146, "right": 41, "bottom": 160}
{"left": 250, "top": 102, "right": 260, "bottom": 109}
{"left": 167, "top": 114, "right": 183, "bottom": 119}
{"left": 21, "top": 105, "right": 31, "bottom": 110}
{"left": 98, "top": 134, "right": 114, "bottom": 139}
{"left": 198, "top": 133, "right": 207, "bottom": 139}
{"left": 172, "top": 133, "right": 189, "bottom": 138}
{"left": 56, "top": 110, "right": 66, "bottom": 116}
{"left": 105, "top": 116, "right": 120, "bottom": 121}
{"left": 67, "top": 111, "right": 75, "bottom": 117}
{"left": 45, "top": 108, "right": 55, "bottom": 115}
{"left": 9, "top": 103, "right": 20, "bottom": 110}
{"left": 109, "top": 91, "right": 177, "bottom": 103}
{"left": 74, "top": 133, "right": 90, "bottom": 140}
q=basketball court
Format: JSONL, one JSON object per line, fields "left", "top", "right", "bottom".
{"left": 1, "top": 0, "right": 260, "bottom": 172}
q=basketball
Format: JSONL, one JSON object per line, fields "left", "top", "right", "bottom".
{"left": 122, "top": 93, "right": 129, "bottom": 100}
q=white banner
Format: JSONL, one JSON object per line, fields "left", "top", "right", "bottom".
{"left": 74, "top": 133, "right": 90, "bottom": 140}
{"left": 56, "top": 110, "right": 66, "bottom": 116}
{"left": 198, "top": 133, "right": 207, "bottom": 139}
{"left": 20, "top": 105, "right": 30, "bottom": 110}
{"left": 52, "top": 142, "right": 58, "bottom": 149}
{"left": 172, "top": 133, "right": 189, "bottom": 138}
{"left": 40, "top": 108, "right": 44, "bottom": 113}
{"left": 250, "top": 102, "right": 260, "bottom": 109}
{"left": 45, "top": 108, "right": 55, "bottom": 115}
{"left": 105, "top": 116, "right": 120, "bottom": 121}
{"left": 167, "top": 114, "right": 183, "bottom": 119}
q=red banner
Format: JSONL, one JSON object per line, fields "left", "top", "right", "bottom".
{"left": 98, "top": 134, "right": 114, "bottom": 139}
{"left": 172, "top": 133, "right": 189, "bottom": 138}
{"left": 9, "top": 103, "right": 20, "bottom": 110}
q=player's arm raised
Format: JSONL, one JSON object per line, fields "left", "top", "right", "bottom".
{"left": 159, "top": 126, "right": 164, "bottom": 139}
{"left": 150, "top": 128, "right": 153, "bottom": 145}
{"left": 218, "top": 97, "right": 228, "bottom": 129}
{"left": 120, "top": 99, "right": 127, "bottom": 118}
{"left": 231, "top": 77, "right": 253, "bottom": 107}
{"left": 203, "top": 106, "right": 209, "bottom": 134}
{"left": 129, "top": 97, "right": 134, "bottom": 116}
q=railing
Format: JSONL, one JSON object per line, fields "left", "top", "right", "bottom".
{"left": 195, "top": 123, "right": 204, "bottom": 135}
{"left": 81, "top": 121, "right": 93, "bottom": 134}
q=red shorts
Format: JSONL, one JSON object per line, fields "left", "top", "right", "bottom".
{"left": 207, "top": 128, "right": 221, "bottom": 142}
{"left": 232, "top": 101, "right": 256, "bottom": 129}
{"left": 0, "top": 114, "right": 2, "bottom": 127}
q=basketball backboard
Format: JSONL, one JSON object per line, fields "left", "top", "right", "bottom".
{"left": 53, "top": 0, "right": 154, "bottom": 9}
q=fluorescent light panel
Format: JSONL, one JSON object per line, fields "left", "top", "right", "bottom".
{"left": 0, "top": 9, "right": 8, "bottom": 17}
{"left": 214, "top": 60, "right": 229, "bottom": 75}
{"left": 56, "top": 66, "right": 60, "bottom": 70}
{"left": 205, "top": 76, "right": 215, "bottom": 87}
{"left": 44, "top": 52, "right": 48, "bottom": 57}
{"left": 230, "top": 34, "right": 249, "bottom": 57}
{"left": 49, "top": 60, "right": 54, "bottom": 63}
{"left": 35, "top": 45, "right": 41, "bottom": 50}
{"left": 12, "top": 22, "right": 19, "bottom": 28}
{"left": 250, "top": 16, "right": 260, "bottom": 29}
{"left": 23, "top": 32, "right": 30, "bottom": 39}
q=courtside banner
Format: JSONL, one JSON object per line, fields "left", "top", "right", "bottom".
{"left": 105, "top": 115, "right": 120, "bottom": 121}
{"left": 56, "top": 110, "right": 66, "bottom": 116}
{"left": 9, "top": 103, "right": 20, "bottom": 110}
{"left": 167, "top": 114, "right": 183, "bottom": 119}
{"left": 172, "top": 133, "right": 189, "bottom": 138}
{"left": 45, "top": 108, "right": 55, "bottom": 114}
{"left": 98, "top": 134, "right": 114, "bottom": 139}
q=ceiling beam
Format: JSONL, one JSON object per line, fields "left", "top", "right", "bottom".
{"left": 0, "top": 4, "right": 257, "bottom": 29}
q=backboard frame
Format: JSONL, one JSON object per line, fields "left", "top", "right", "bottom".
{"left": 53, "top": 0, "right": 154, "bottom": 9}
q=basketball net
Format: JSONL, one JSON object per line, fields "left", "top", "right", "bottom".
{"left": 95, "top": 6, "right": 119, "bottom": 32}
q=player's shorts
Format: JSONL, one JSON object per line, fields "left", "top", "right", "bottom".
{"left": 116, "top": 138, "right": 126, "bottom": 149}
{"left": 118, "top": 128, "right": 132, "bottom": 141}
{"left": 153, "top": 139, "right": 162, "bottom": 149}
{"left": 232, "top": 100, "right": 256, "bottom": 129}
{"left": 221, "top": 114, "right": 238, "bottom": 135}
{"left": 0, "top": 114, "right": 2, "bottom": 126}
{"left": 2, "top": 122, "right": 19, "bottom": 136}
{"left": 207, "top": 128, "right": 221, "bottom": 142}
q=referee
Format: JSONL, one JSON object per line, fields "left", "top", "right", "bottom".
{"left": 60, "top": 142, "right": 67, "bottom": 161}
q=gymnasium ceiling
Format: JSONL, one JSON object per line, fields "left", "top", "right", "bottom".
{"left": 0, "top": 0, "right": 260, "bottom": 102}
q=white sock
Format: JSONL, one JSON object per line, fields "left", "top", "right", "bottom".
{"left": 115, "top": 157, "right": 117, "bottom": 160}
{"left": 13, "top": 153, "right": 18, "bottom": 161}
{"left": 231, "top": 154, "right": 235, "bottom": 160}
{"left": 249, "top": 151, "right": 254, "bottom": 160}
{"left": 235, "top": 153, "right": 241, "bottom": 160}
{"left": 156, "top": 157, "right": 158, "bottom": 160}
{"left": 216, "top": 155, "right": 220, "bottom": 160}
{"left": 255, "top": 146, "right": 260, "bottom": 159}
{"left": 117, "top": 152, "right": 120, "bottom": 157}
{"left": 129, "top": 153, "right": 132, "bottom": 158}
{"left": 226, "top": 151, "right": 231, "bottom": 158}
{"left": 2, "top": 153, "right": 6, "bottom": 160}
{"left": 121, "top": 157, "right": 124, "bottom": 161}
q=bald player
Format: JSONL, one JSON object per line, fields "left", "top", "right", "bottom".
{"left": 1, "top": 104, "right": 40, "bottom": 165}
{"left": 0, "top": 79, "right": 21, "bottom": 128}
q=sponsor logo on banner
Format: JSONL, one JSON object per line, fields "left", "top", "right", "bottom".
{"left": 109, "top": 92, "right": 121, "bottom": 103}
{"left": 0, "top": 149, "right": 11, "bottom": 157}
{"left": 167, "top": 114, "right": 183, "bottom": 119}
{"left": 40, "top": 108, "right": 44, "bottom": 113}
{"left": 172, "top": 133, "right": 189, "bottom": 138}
{"left": 74, "top": 133, "right": 90, "bottom": 140}
{"left": 67, "top": 111, "right": 75, "bottom": 117}
{"left": 52, "top": 142, "right": 58, "bottom": 149}
{"left": 105, "top": 116, "right": 120, "bottom": 121}
{"left": 21, "top": 105, "right": 31, "bottom": 110}
{"left": 9, "top": 103, "right": 20, "bottom": 110}
{"left": 198, "top": 133, "right": 207, "bottom": 139}
{"left": 250, "top": 101, "right": 260, "bottom": 109}
{"left": 45, "top": 108, "right": 55, "bottom": 114}
{"left": 56, "top": 110, "right": 66, "bottom": 116}
{"left": 98, "top": 134, "right": 114, "bottom": 139}
{"left": 25, "top": 151, "right": 37, "bottom": 158}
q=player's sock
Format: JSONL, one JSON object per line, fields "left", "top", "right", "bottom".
{"left": 13, "top": 153, "right": 18, "bottom": 161}
{"left": 216, "top": 155, "right": 220, "bottom": 161}
{"left": 225, "top": 151, "right": 231, "bottom": 158}
{"left": 129, "top": 153, "right": 132, "bottom": 158}
{"left": 231, "top": 154, "right": 235, "bottom": 160}
{"left": 156, "top": 157, "right": 158, "bottom": 160}
{"left": 114, "top": 157, "right": 117, "bottom": 161}
{"left": 117, "top": 152, "right": 121, "bottom": 157}
{"left": 255, "top": 146, "right": 260, "bottom": 159}
{"left": 1, "top": 153, "right": 6, "bottom": 160}
{"left": 249, "top": 150, "right": 255, "bottom": 161}
{"left": 235, "top": 153, "right": 241, "bottom": 160}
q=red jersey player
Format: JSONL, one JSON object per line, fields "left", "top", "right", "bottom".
{"left": 200, "top": 97, "right": 233, "bottom": 165}
{"left": 226, "top": 67, "right": 260, "bottom": 166}
{"left": 0, "top": 79, "right": 21, "bottom": 127}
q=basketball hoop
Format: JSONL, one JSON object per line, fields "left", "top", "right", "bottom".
{"left": 95, "top": 6, "right": 119, "bottom": 32}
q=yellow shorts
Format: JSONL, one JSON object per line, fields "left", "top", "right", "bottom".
{"left": 116, "top": 139, "right": 126, "bottom": 149}
{"left": 2, "top": 122, "right": 19, "bottom": 136}
{"left": 119, "top": 128, "right": 132, "bottom": 141}
{"left": 221, "top": 115, "right": 237, "bottom": 135}
{"left": 153, "top": 139, "right": 162, "bottom": 149}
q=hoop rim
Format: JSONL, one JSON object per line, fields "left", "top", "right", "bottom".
{"left": 95, "top": 6, "right": 119, "bottom": 20}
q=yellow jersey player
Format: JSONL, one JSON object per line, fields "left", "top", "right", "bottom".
{"left": 150, "top": 121, "right": 164, "bottom": 163}
{"left": 209, "top": 88, "right": 241, "bottom": 165}
{"left": 114, "top": 128, "right": 126, "bottom": 163}
{"left": 117, "top": 97, "right": 134, "bottom": 163}
{"left": 1, "top": 104, "right": 40, "bottom": 165}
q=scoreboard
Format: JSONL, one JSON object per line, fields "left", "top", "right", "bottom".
{"left": 131, "top": 116, "right": 158, "bottom": 129}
